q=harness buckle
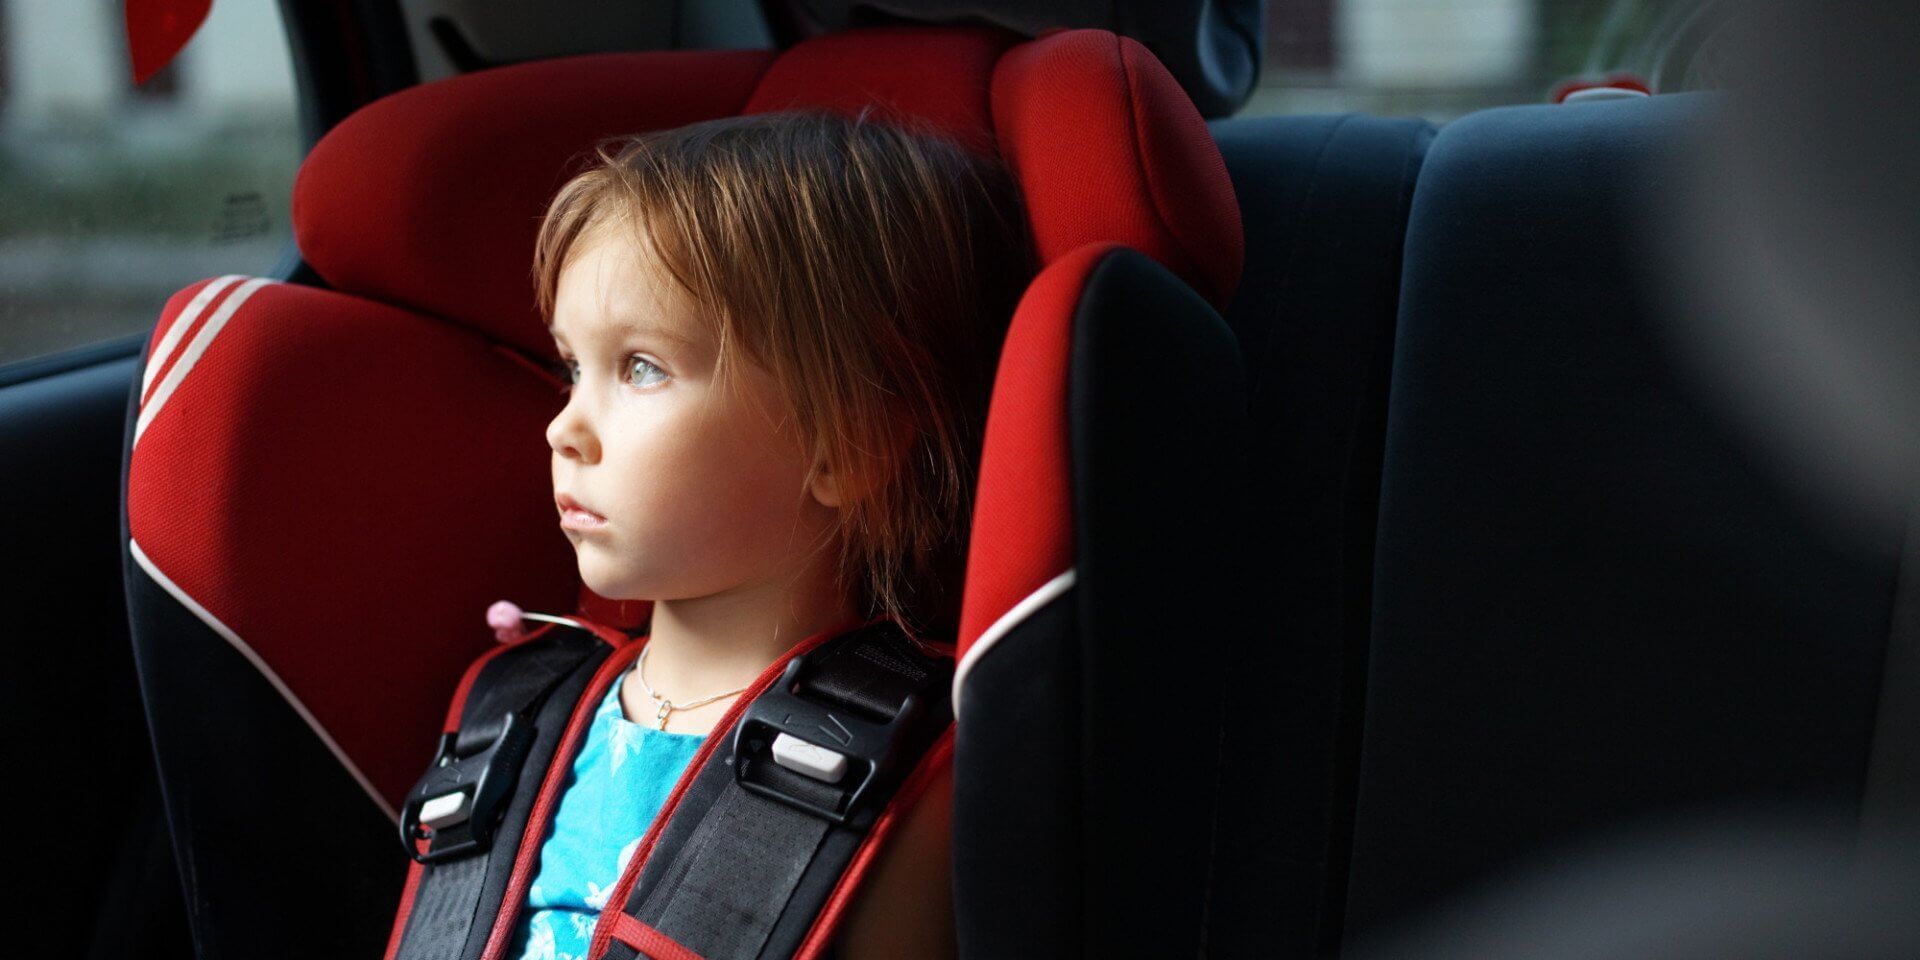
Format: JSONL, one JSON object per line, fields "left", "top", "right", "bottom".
{"left": 730, "top": 654, "right": 932, "bottom": 826}
{"left": 399, "top": 711, "right": 535, "bottom": 863}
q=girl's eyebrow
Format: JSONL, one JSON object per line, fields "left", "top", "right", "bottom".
{"left": 618, "top": 317, "right": 694, "bottom": 346}
{"left": 551, "top": 315, "right": 693, "bottom": 348}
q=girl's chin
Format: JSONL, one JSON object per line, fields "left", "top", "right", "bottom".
{"left": 576, "top": 557, "right": 660, "bottom": 603}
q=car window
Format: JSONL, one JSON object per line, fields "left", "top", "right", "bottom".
{"left": 0, "top": 1, "right": 300, "bottom": 370}
{"left": 1245, "top": 0, "right": 1715, "bottom": 121}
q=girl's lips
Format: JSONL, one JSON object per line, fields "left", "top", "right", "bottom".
{"left": 560, "top": 507, "right": 608, "bottom": 532}
{"left": 555, "top": 493, "right": 607, "bottom": 531}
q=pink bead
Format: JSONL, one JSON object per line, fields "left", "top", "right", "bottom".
{"left": 487, "top": 600, "right": 526, "bottom": 643}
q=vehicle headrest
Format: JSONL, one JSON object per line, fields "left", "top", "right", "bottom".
{"left": 764, "top": 0, "right": 1265, "bottom": 118}
{"left": 293, "top": 25, "right": 1242, "bottom": 358}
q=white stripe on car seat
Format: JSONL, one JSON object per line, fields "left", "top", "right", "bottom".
{"left": 134, "top": 276, "right": 275, "bottom": 446}
{"left": 129, "top": 537, "right": 399, "bottom": 824}
{"left": 950, "top": 568, "right": 1077, "bottom": 720}
{"left": 141, "top": 274, "right": 245, "bottom": 397}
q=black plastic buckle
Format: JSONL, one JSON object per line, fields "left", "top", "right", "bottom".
{"left": 398, "top": 711, "right": 534, "bottom": 863}
{"left": 730, "top": 654, "right": 933, "bottom": 826}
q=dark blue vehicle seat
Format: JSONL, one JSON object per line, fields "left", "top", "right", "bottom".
{"left": 1203, "top": 112, "right": 1435, "bottom": 958}
{"left": 1341, "top": 93, "right": 1908, "bottom": 943}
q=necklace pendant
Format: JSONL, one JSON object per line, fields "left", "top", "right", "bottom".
{"left": 654, "top": 699, "right": 673, "bottom": 731}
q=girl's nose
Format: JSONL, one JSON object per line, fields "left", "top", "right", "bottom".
{"left": 546, "top": 398, "right": 599, "bottom": 463}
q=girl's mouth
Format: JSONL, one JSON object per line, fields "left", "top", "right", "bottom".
{"left": 556, "top": 493, "right": 608, "bottom": 531}
{"left": 560, "top": 508, "right": 608, "bottom": 532}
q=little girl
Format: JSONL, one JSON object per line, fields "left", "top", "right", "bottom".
{"left": 515, "top": 109, "right": 1032, "bottom": 959}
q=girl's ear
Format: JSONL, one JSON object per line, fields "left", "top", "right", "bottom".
{"left": 808, "top": 415, "right": 913, "bottom": 509}
{"left": 809, "top": 459, "right": 844, "bottom": 509}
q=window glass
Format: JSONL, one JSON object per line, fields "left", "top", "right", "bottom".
{"left": 0, "top": 0, "right": 300, "bottom": 368}
{"left": 1245, "top": 0, "right": 1718, "bottom": 121}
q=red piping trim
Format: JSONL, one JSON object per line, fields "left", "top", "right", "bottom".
{"left": 792, "top": 724, "right": 956, "bottom": 960}
{"left": 441, "top": 620, "right": 559, "bottom": 732}
{"left": 386, "top": 616, "right": 623, "bottom": 959}
{"left": 476, "top": 635, "right": 648, "bottom": 960}
{"left": 609, "top": 914, "right": 708, "bottom": 960}
{"left": 583, "top": 614, "right": 873, "bottom": 959}
{"left": 382, "top": 851, "right": 424, "bottom": 960}
{"left": 568, "top": 616, "right": 639, "bottom": 648}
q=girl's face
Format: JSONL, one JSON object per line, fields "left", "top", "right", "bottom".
{"left": 545, "top": 226, "right": 841, "bottom": 604}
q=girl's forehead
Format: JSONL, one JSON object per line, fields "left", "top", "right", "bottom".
{"left": 551, "top": 232, "right": 707, "bottom": 349}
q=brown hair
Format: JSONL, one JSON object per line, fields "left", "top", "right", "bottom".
{"left": 532, "top": 109, "right": 1034, "bottom": 640}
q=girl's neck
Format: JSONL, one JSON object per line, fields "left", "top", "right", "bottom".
{"left": 640, "top": 580, "right": 861, "bottom": 699}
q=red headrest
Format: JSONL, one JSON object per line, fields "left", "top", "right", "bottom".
{"left": 294, "top": 26, "right": 1242, "bottom": 359}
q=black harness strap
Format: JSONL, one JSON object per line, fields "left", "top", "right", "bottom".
{"left": 604, "top": 622, "right": 953, "bottom": 960}
{"left": 393, "top": 624, "right": 611, "bottom": 960}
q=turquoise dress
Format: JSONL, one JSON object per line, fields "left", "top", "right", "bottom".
{"left": 509, "top": 659, "right": 706, "bottom": 960}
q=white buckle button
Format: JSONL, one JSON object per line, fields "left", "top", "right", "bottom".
{"left": 417, "top": 791, "right": 471, "bottom": 830}
{"left": 770, "top": 732, "right": 850, "bottom": 783}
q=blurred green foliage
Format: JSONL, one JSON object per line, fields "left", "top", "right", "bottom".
{"left": 0, "top": 120, "right": 298, "bottom": 242}
{"left": 1536, "top": 0, "right": 1685, "bottom": 79}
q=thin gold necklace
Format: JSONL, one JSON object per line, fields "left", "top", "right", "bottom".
{"left": 634, "top": 644, "right": 750, "bottom": 732}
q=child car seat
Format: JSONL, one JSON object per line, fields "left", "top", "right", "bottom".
{"left": 123, "top": 22, "right": 1248, "bottom": 960}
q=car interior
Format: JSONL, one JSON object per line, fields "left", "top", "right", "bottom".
{"left": 5, "top": 0, "right": 1917, "bottom": 958}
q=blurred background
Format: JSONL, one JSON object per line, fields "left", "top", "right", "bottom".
{"left": 0, "top": 0, "right": 1703, "bottom": 368}
{"left": 1, "top": 1, "right": 296, "bottom": 366}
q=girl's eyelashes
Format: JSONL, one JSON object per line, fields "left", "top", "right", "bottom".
{"left": 625, "top": 355, "right": 669, "bottom": 389}
{"left": 551, "top": 354, "right": 668, "bottom": 391}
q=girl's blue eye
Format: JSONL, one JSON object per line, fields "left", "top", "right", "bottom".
{"left": 626, "top": 355, "right": 668, "bottom": 388}
{"left": 551, "top": 356, "right": 664, "bottom": 390}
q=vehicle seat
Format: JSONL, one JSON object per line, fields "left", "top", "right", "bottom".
{"left": 1203, "top": 111, "right": 1436, "bottom": 959}
{"left": 122, "top": 24, "right": 1247, "bottom": 958}
{"left": 1340, "top": 92, "right": 1909, "bottom": 942}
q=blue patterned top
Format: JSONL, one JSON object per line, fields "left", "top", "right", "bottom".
{"left": 509, "top": 659, "right": 706, "bottom": 960}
